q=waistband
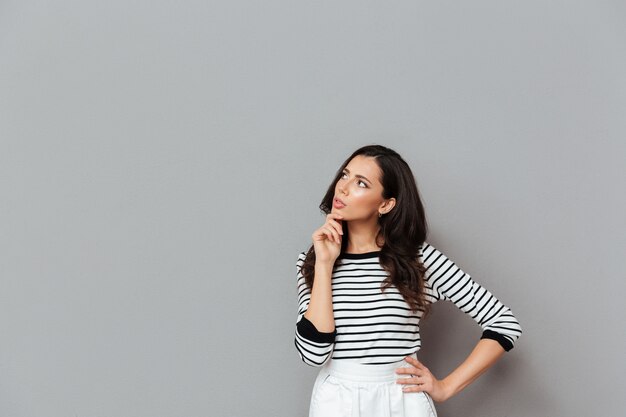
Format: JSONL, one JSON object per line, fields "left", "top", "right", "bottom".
{"left": 322, "top": 352, "right": 418, "bottom": 383}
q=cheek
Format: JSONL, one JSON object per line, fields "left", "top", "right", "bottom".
{"left": 350, "top": 191, "right": 377, "bottom": 208}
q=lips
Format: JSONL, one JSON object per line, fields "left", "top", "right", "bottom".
{"left": 334, "top": 197, "right": 346, "bottom": 207}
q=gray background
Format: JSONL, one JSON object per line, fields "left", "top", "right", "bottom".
{"left": 1, "top": 1, "right": 624, "bottom": 416}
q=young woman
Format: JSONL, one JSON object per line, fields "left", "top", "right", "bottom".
{"left": 294, "top": 144, "right": 522, "bottom": 417}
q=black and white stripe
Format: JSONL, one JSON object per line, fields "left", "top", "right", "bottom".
{"left": 294, "top": 242, "right": 523, "bottom": 366}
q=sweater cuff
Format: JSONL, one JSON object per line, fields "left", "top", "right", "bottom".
{"left": 297, "top": 316, "right": 337, "bottom": 343}
{"left": 481, "top": 330, "right": 513, "bottom": 352}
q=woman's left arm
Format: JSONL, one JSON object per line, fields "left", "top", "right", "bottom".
{"left": 398, "top": 242, "right": 523, "bottom": 402}
{"left": 396, "top": 338, "right": 505, "bottom": 402}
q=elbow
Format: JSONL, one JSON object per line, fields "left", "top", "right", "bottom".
{"left": 297, "top": 316, "right": 337, "bottom": 343}
{"left": 293, "top": 316, "right": 336, "bottom": 366}
{"left": 481, "top": 320, "right": 522, "bottom": 352}
{"left": 481, "top": 309, "right": 522, "bottom": 352}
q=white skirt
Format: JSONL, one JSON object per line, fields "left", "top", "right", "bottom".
{"left": 309, "top": 352, "right": 437, "bottom": 417}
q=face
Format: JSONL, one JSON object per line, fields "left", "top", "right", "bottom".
{"left": 331, "top": 155, "right": 395, "bottom": 220}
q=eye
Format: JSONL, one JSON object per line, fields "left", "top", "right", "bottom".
{"left": 341, "top": 172, "right": 368, "bottom": 188}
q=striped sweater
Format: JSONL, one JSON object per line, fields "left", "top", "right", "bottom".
{"left": 294, "top": 242, "right": 522, "bottom": 366}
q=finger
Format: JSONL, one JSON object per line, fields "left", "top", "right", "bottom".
{"left": 322, "top": 226, "right": 340, "bottom": 244}
{"left": 326, "top": 216, "right": 344, "bottom": 237}
{"left": 327, "top": 219, "right": 344, "bottom": 236}
{"left": 322, "top": 228, "right": 335, "bottom": 243}
{"left": 404, "top": 356, "right": 425, "bottom": 369}
{"left": 395, "top": 367, "right": 420, "bottom": 375}
{"left": 395, "top": 376, "right": 419, "bottom": 385}
{"left": 327, "top": 212, "right": 344, "bottom": 220}
{"left": 328, "top": 223, "right": 343, "bottom": 236}
{"left": 312, "top": 229, "right": 327, "bottom": 241}
{"left": 401, "top": 384, "right": 424, "bottom": 393}
{"left": 325, "top": 225, "right": 341, "bottom": 244}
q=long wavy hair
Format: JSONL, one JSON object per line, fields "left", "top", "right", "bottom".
{"left": 300, "top": 144, "right": 432, "bottom": 316}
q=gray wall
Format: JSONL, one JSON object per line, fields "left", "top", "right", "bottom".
{"left": 1, "top": 1, "right": 624, "bottom": 416}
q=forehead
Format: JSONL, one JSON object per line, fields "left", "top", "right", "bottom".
{"left": 344, "top": 155, "right": 381, "bottom": 184}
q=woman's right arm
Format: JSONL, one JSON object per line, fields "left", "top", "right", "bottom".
{"left": 294, "top": 254, "right": 336, "bottom": 367}
{"left": 294, "top": 213, "right": 344, "bottom": 367}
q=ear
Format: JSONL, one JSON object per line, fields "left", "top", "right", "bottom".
{"left": 381, "top": 197, "right": 396, "bottom": 214}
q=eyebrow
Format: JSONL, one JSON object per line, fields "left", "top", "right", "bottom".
{"left": 343, "top": 168, "right": 372, "bottom": 184}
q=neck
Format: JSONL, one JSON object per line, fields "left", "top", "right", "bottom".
{"left": 345, "top": 217, "right": 383, "bottom": 253}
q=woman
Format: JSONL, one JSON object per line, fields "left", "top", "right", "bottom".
{"left": 294, "top": 144, "right": 522, "bottom": 417}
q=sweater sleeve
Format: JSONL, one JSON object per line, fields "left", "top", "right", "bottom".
{"left": 294, "top": 251, "right": 336, "bottom": 367}
{"left": 420, "top": 242, "right": 523, "bottom": 351}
